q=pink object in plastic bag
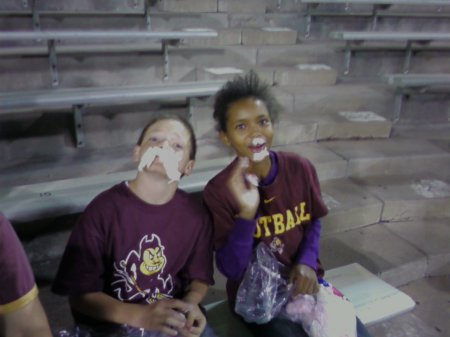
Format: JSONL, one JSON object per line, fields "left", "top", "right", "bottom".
{"left": 284, "top": 282, "right": 357, "bottom": 337}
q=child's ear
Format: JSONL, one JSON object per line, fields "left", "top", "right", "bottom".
{"left": 132, "top": 145, "right": 141, "bottom": 163}
{"left": 183, "top": 160, "right": 195, "bottom": 176}
{"left": 219, "top": 131, "right": 230, "bottom": 146}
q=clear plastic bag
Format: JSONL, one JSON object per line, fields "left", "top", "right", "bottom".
{"left": 235, "top": 242, "right": 291, "bottom": 324}
{"left": 282, "top": 280, "right": 357, "bottom": 337}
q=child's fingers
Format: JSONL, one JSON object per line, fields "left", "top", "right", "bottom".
{"left": 228, "top": 157, "right": 249, "bottom": 189}
{"left": 166, "top": 298, "right": 194, "bottom": 313}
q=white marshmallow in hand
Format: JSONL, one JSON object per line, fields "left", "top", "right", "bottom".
{"left": 235, "top": 157, "right": 259, "bottom": 208}
{"left": 245, "top": 173, "right": 259, "bottom": 187}
{"left": 138, "top": 145, "right": 183, "bottom": 183}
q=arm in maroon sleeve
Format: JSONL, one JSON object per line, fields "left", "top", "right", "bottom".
{"left": 296, "top": 218, "right": 321, "bottom": 270}
{"left": 215, "top": 218, "right": 256, "bottom": 281}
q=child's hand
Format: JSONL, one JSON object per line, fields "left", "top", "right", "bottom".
{"left": 134, "top": 298, "right": 192, "bottom": 336}
{"left": 289, "top": 264, "right": 319, "bottom": 296}
{"left": 177, "top": 304, "right": 206, "bottom": 337}
{"left": 227, "top": 157, "right": 260, "bottom": 220}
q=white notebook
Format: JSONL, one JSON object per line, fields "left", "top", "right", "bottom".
{"left": 325, "top": 263, "right": 416, "bottom": 326}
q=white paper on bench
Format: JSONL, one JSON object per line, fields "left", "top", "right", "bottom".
{"left": 325, "top": 263, "right": 416, "bottom": 326}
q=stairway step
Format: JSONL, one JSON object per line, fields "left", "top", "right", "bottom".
{"left": 352, "top": 173, "right": 450, "bottom": 221}
{"left": 197, "top": 64, "right": 338, "bottom": 86}
{"left": 156, "top": 0, "right": 218, "bottom": 13}
{"left": 384, "top": 219, "right": 450, "bottom": 277}
{"left": 196, "top": 66, "right": 275, "bottom": 85}
{"left": 242, "top": 27, "right": 297, "bottom": 45}
{"left": 322, "top": 138, "right": 450, "bottom": 177}
{"left": 315, "top": 110, "right": 392, "bottom": 140}
{"left": 321, "top": 222, "right": 428, "bottom": 287}
{"left": 273, "top": 143, "right": 348, "bottom": 181}
{"left": 274, "top": 64, "right": 337, "bottom": 86}
{"left": 320, "top": 178, "right": 383, "bottom": 234}
{"left": 272, "top": 110, "right": 392, "bottom": 143}
{"left": 272, "top": 113, "right": 318, "bottom": 145}
{"left": 278, "top": 82, "right": 393, "bottom": 117}
{"left": 218, "top": 0, "right": 265, "bottom": 13}
{"left": 184, "top": 28, "right": 242, "bottom": 47}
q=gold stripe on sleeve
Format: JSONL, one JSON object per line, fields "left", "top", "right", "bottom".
{"left": 0, "top": 285, "right": 38, "bottom": 315}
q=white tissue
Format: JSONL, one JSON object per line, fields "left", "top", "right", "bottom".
{"left": 138, "top": 145, "right": 183, "bottom": 183}
{"left": 251, "top": 137, "right": 269, "bottom": 162}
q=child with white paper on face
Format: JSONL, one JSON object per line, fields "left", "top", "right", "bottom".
{"left": 53, "top": 114, "right": 215, "bottom": 337}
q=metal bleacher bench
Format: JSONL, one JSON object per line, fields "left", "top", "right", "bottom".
{"left": 0, "top": 79, "right": 227, "bottom": 222}
{"left": 385, "top": 73, "right": 450, "bottom": 120}
{"left": 0, "top": 2, "right": 155, "bottom": 30}
{"left": 0, "top": 156, "right": 233, "bottom": 223}
{"left": 0, "top": 29, "right": 218, "bottom": 85}
{"left": 329, "top": 31, "right": 450, "bottom": 74}
{"left": 301, "top": 0, "right": 450, "bottom": 37}
{"left": 0, "top": 80, "right": 225, "bottom": 147}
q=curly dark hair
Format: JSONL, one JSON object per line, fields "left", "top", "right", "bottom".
{"left": 213, "top": 70, "right": 282, "bottom": 132}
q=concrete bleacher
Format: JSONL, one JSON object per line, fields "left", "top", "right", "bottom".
{"left": 0, "top": 29, "right": 219, "bottom": 84}
{"left": 330, "top": 31, "right": 450, "bottom": 74}
{"left": 1, "top": 0, "right": 449, "bottom": 336}
{"left": 301, "top": 0, "right": 450, "bottom": 37}
{"left": 385, "top": 73, "right": 450, "bottom": 120}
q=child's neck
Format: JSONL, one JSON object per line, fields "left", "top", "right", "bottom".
{"left": 129, "top": 173, "right": 177, "bottom": 205}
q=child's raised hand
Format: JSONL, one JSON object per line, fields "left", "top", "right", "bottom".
{"left": 289, "top": 264, "right": 319, "bottom": 296}
{"left": 227, "top": 157, "right": 260, "bottom": 220}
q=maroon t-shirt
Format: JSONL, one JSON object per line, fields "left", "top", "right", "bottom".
{"left": 205, "top": 151, "right": 328, "bottom": 265}
{"left": 204, "top": 151, "right": 328, "bottom": 305}
{"left": 53, "top": 182, "right": 214, "bottom": 306}
{"left": 0, "top": 213, "right": 37, "bottom": 314}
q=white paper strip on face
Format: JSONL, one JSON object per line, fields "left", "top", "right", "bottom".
{"left": 138, "top": 145, "right": 183, "bottom": 183}
{"left": 251, "top": 137, "right": 269, "bottom": 162}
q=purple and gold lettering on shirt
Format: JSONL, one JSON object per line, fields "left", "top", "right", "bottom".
{"left": 112, "top": 234, "right": 173, "bottom": 304}
{"left": 254, "top": 202, "right": 311, "bottom": 239}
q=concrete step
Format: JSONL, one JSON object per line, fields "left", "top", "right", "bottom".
{"left": 273, "top": 143, "right": 348, "bottom": 181}
{"left": 196, "top": 63, "right": 337, "bottom": 86}
{"left": 292, "top": 110, "right": 392, "bottom": 140}
{"left": 194, "top": 104, "right": 392, "bottom": 145}
{"left": 320, "top": 170, "right": 450, "bottom": 233}
{"left": 304, "top": 15, "right": 450, "bottom": 40}
{"left": 352, "top": 173, "right": 450, "bottom": 222}
{"left": 322, "top": 138, "right": 450, "bottom": 177}
{"left": 368, "top": 275, "right": 450, "bottom": 337}
{"left": 321, "top": 218, "right": 450, "bottom": 288}
{"left": 155, "top": 0, "right": 218, "bottom": 13}
{"left": 278, "top": 82, "right": 393, "bottom": 117}
{"left": 0, "top": 45, "right": 260, "bottom": 91}
{"left": 242, "top": 27, "right": 297, "bottom": 45}
{"left": 320, "top": 178, "right": 384, "bottom": 234}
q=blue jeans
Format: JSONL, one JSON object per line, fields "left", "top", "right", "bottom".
{"left": 244, "top": 316, "right": 372, "bottom": 337}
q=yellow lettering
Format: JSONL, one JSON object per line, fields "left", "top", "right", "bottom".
{"left": 254, "top": 222, "right": 261, "bottom": 238}
{"left": 258, "top": 216, "right": 272, "bottom": 237}
{"left": 273, "top": 213, "right": 285, "bottom": 235}
{"left": 285, "top": 210, "right": 295, "bottom": 231}
{"left": 300, "top": 202, "right": 311, "bottom": 222}
{"left": 294, "top": 205, "right": 302, "bottom": 225}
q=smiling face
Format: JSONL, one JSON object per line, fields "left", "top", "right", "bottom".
{"left": 134, "top": 119, "right": 195, "bottom": 180}
{"left": 220, "top": 97, "right": 273, "bottom": 163}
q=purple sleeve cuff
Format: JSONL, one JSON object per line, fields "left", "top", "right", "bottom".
{"left": 296, "top": 218, "right": 321, "bottom": 271}
{"left": 215, "top": 218, "right": 256, "bottom": 281}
